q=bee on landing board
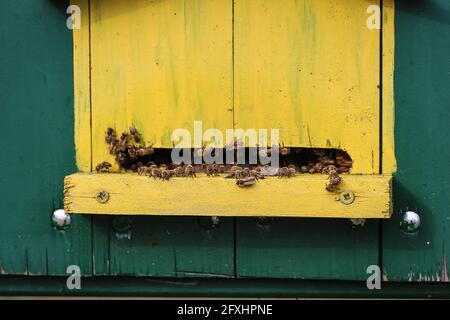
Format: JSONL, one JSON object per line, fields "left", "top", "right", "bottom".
{"left": 96, "top": 161, "right": 112, "bottom": 173}
{"left": 184, "top": 165, "right": 196, "bottom": 179}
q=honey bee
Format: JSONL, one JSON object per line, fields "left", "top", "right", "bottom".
{"left": 129, "top": 127, "right": 142, "bottom": 143}
{"left": 204, "top": 164, "right": 219, "bottom": 177}
{"left": 135, "top": 146, "right": 154, "bottom": 157}
{"left": 108, "top": 142, "right": 118, "bottom": 155}
{"left": 115, "top": 152, "right": 128, "bottom": 166}
{"left": 105, "top": 128, "right": 116, "bottom": 144}
{"left": 322, "top": 165, "right": 337, "bottom": 175}
{"left": 184, "top": 164, "right": 196, "bottom": 179}
{"left": 277, "top": 167, "right": 289, "bottom": 178}
{"left": 280, "top": 143, "right": 291, "bottom": 156}
{"left": 226, "top": 165, "right": 244, "bottom": 179}
{"left": 249, "top": 169, "right": 263, "bottom": 180}
{"left": 161, "top": 169, "right": 174, "bottom": 181}
{"left": 172, "top": 165, "right": 184, "bottom": 177}
{"left": 287, "top": 165, "right": 296, "bottom": 178}
{"left": 127, "top": 146, "right": 138, "bottom": 161}
{"left": 96, "top": 161, "right": 112, "bottom": 173}
{"left": 236, "top": 176, "right": 256, "bottom": 188}
{"left": 323, "top": 165, "right": 342, "bottom": 191}
{"left": 308, "top": 162, "right": 323, "bottom": 174}
{"left": 242, "top": 167, "right": 251, "bottom": 177}
{"left": 335, "top": 150, "right": 353, "bottom": 168}
{"left": 137, "top": 166, "right": 149, "bottom": 176}
{"left": 150, "top": 165, "right": 161, "bottom": 180}
{"left": 337, "top": 166, "right": 350, "bottom": 173}
{"left": 118, "top": 132, "right": 129, "bottom": 152}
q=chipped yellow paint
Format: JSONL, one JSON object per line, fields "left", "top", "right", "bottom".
{"left": 382, "top": 0, "right": 397, "bottom": 174}
{"left": 234, "top": 0, "right": 382, "bottom": 174}
{"left": 65, "top": 173, "right": 392, "bottom": 218}
{"left": 89, "top": 0, "right": 233, "bottom": 170}
{"left": 71, "top": 0, "right": 91, "bottom": 171}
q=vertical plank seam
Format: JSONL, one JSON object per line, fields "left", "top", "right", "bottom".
{"left": 232, "top": 0, "right": 236, "bottom": 130}
{"left": 88, "top": 0, "right": 93, "bottom": 172}
{"left": 232, "top": 0, "right": 238, "bottom": 279}
{"left": 379, "top": 0, "right": 384, "bottom": 175}
{"left": 378, "top": 0, "right": 384, "bottom": 277}
{"left": 88, "top": 0, "right": 96, "bottom": 277}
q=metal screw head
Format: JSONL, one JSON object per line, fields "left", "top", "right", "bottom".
{"left": 112, "top": 216, "right": 132, "bottom": 233}
{"left": 348, "top": 218, "right": 366, "bottom": 229}
{"left": 197, "top": 216, "right": 220, "bottom": 230}
{"left": 95, "top": 190, "right": 110, "bottom": 203}
{"left": 211, "top": 216, "right": 220, "bottom": 227}
{"left": 339, "top": 190, "right": 355, "bottom": 205}
{"left": 400, "top": 211, "right": 421, "bottom": 234}
{"left": 52, "top": 209, "right": 71, "bottom": 230}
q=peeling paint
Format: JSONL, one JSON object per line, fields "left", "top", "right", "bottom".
{"left": 442, "top": 253, "right": 449, "bottom": 282}
{"left": 0, "top": 263, "right": 6, "bottom": 275}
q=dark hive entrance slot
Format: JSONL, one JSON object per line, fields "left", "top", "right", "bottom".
{"left": 99, "top": 127, "right": 353, "bottom": 180}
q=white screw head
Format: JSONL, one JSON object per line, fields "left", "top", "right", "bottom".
{"left": 52, "top": 209, "right": 71, "bottom": 230}
{"left": 400, "top": 211, "right": 421, "bottom": 234}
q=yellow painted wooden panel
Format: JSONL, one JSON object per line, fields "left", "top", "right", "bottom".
{"left": 234, "top": 0, "right": 381, "bottom": 174}
{"left": 71, "top": 0, "right": 91, "bottom": 171}
{"left": 90, "top": 0, "right": 233, "bottom": 170}
{"left": 382, "top": 0, "right": 397, "bottom": 174}
{"left": 65, "top": 173, "right": 392, "bottom": 218}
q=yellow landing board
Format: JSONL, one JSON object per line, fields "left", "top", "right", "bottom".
{"left": 64, "top": 173, "right": 392, "bottom": 218}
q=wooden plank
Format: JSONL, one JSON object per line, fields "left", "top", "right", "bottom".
{"left": 0, "top": 0, "right": 92, "bottom": 276}
{"left": 383, "top": 0, "right": 450, "bottom": 282}
{"left": 106, "top": 216, "right": 235, "bottom": 277}
{"left": 236, "top": 218, "right": 379, "bottom": 280}
{"left": 64, "top": 173, "right": 392, "bottom": 218}
{"left": 234, "top": 0, "right": 381, "bottom": 174}
{"left": 89, "top": 0, "right": 233, "bottom": 171}
{"left": 71, "top": 0, "right": 91, "bottom": 172}
{"left": 382, "top": 0, "right": 396, "bottom": 174}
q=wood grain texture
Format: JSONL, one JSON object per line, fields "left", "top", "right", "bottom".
{"left": 0, "top": 0, "right": 92, "bottom": 276}
{"left": 105, "top": 216, "right": 235, "bottom": 277}
{"left": 64, "top": 173, "right": 392, "bottom": 218}
{"left": 383, "top": 0, "right": 450, "bottom": 282}
{"left": 236, "top": 218, "right": 379, "bottom": 280}
{"left": 234, "top": 0, "right": 381, "bottom": 174}
{"left": 89, "top": 0, "right": 233, "bottom": 171}
{"left": 382, "top": 0, "right": 397, "bottom": 174}
{"left": 71, "top": 0, "right": 91, "bottom": 172}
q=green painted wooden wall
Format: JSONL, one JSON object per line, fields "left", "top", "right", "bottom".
{"left": 0, "top": 0, "right": 449, "bottom": 287}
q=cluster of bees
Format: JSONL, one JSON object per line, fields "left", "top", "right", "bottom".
{"left": 95, "top": 127, "right": 352, "bottom": 190}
